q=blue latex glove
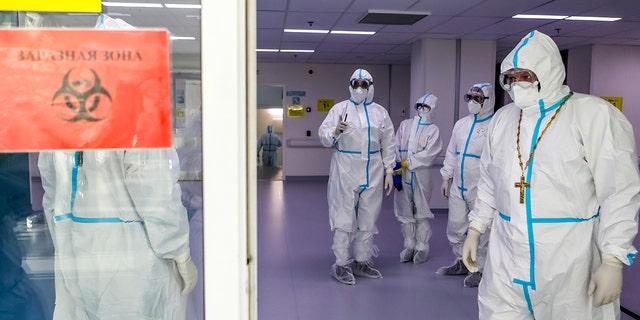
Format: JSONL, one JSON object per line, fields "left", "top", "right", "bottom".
{"left": 393, "top": 161, "right": 403, "bottom": 191}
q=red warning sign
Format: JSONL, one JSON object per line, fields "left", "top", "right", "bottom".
{"left": 0, "top": 29, "right": 171, "bottom": 151}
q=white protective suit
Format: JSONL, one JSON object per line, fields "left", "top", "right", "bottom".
{"left": 469, "top": 30, "right": 640, "bottom": 319}
{"left": 257, "top": 125, "right": 282, "bottom": 166}
{"left": 440, "top": 83, "right": 494, "bottom": 271}
{"left": 318, "top": 69, "right": 396, "bottom": 267}
{"left": 393, "top": 93, "right": 443, "bottom": 260}
{"left": 38, "top": 149, "right": 192, "bottom": 320}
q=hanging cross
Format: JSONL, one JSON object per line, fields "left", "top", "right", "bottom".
{"left": 514, "top": 175, "right": 530, "bottom": 204}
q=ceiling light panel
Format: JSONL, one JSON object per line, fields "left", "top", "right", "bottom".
{"left": 512, "top": 14, "right": 568, "bottom": 19}
{"left": 284, "top": 29, "right": 329, "bottom": 34}
{"left": 164, "top": 4, "right": 201, "bottom": 9}
{"left": 102, "top": 2, "right": 163, "bottom": 8}
{"left": 566, "top": 16, "right": 621, "bottom": 21}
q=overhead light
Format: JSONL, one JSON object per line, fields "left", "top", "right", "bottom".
{"left": 102, "top": 2, "right": 163, "bottom": 8}
{"left": 256, "top": 49, "right": 279, "bottom": 52}
{"left": 280, "top": 49, "right": 314, "bottom": 53}
{"left": 268, "top": 108, "right": 282, "bottom": 116}
{"left": 330, "top": 30, "right": 376, "bottom": 35}
{"left": 186, "top": 14, "right": 201, "bottom": 19}
{"left": 512, "top": 14, "right": 568, "bottom": 19}
{"left": 359, "top": 9, "right": 430, "bottom": 25}
{"left": 566, "top": 16, "right": 621, "bottom": 21}
{"left": 104, "top": 12, "right": 132, "bottom": 17}
{"left": 164, "top": 4, "right": 201, "bottom": 9}
{"left": 284, "top": 29, "right": 329, "bottom": 34}
{"left": 67, "top": 13, "right": 98, "bottom": 16}
{"left": 170, "top": 36, "right": 195, "bottom": 40}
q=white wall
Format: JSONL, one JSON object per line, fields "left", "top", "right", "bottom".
{"left": 256, "top": 63, "right": 410, "bottom": 178}
{"left": 589, "top": 45, "right": 640, "bottom": 153}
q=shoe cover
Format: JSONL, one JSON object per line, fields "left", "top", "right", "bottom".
{"left": 436, "top": 259, "right": 469, "bottom": 275}
{"left": 399, "top": 248, "right": 414, "bottom": 263}
{"left": 464, "top": 272, "right": 482, "bottom": 287}
{"left": 352, "top": 261, "right": 382, "bottom": 279}
{"left": 330, "top": 264, "right": 355, "bottom": 285}
{"left": 412, "top": 249, "right": 429, "bottom": 264}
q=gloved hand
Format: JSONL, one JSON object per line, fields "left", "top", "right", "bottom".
{"left": 400, "top": 160, "right": 408, "bottom": 168}
{"left": 462, "top": 228, "right": 481, "bottom": 273}
{"left": 174, "top": 253, "right": 198, "bottom": 296}
{"left": 441, "top": 179, "right": 450, "bottom": 198}
{"left": 334, "top": 115, "right": 348, "bottom": 136}
{"left": 384, "top": 172, "right": 393, "bottom": 196}
{"left": 588, "top": 255, "right": 623, "bottom": 307}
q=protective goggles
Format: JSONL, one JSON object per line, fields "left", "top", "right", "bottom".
{"left": 415, "top": 103, "right": 431, "bottom": 111}
{"left": 499, "top": 68, "right": 538, "bottom": 91}
{"left": 464, "top": 93, "right": 487, "bottom": 104}
{"left": 350, "top": 79, "right": 372, "bottom": 89}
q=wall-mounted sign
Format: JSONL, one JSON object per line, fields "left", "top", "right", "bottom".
{"left": 0, "top": 29, "right": 171, "bottom": 151}
{"left": 600, "top": 96, "right": 623, "bottom": 111}
{"left": 286, "top": 90, "right": 306, "bottom": 97}
{"left": 317, "top": 99, "right": 335, "bottom": 112}
{"left": 287, "top": 105, "right": 305, "bottom": 118}
{"left": 292, "top": 96, "right": 300, "bottom": 104}
{"left": 0, "top": 0, "right": 102, "bottom": 12}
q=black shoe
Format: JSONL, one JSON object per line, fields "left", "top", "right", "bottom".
{"left": 352, "top": 261, "right": 382, "bottom": 279}
{"left": 436, "top": 259, "right": 469, "bottom": 275}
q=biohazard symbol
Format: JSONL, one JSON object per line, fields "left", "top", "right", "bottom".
{"left": 52, "top": 68, "right": 112, "bottom": 122}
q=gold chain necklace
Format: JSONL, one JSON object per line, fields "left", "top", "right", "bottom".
{"left": 514, "top": 93, "right": 572, "bottom": 204}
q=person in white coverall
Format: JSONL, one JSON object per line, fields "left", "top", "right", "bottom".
{"left": 257, "top": 125, "right": 282, "bottom": 167}
{"left": 437, "top": 83, "right": 494, "bottom": 288}
{"left": 318, "top": 68, "right": 396, "bottom": 285}
{"left": 393, "top": 93, "right": 442, "bottom": 264}
{"left": 462, "top": 30, "right": 640, "bottom": 319}
{"left": 38, "top": 149, "right": 198, "bottom": 320}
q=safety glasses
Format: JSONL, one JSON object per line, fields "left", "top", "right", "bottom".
{"left": 499, "top": 68, "right": 538, "bottom": 91}
{"left": 415, "top": 103, "right": 431, "bottom": 111}
{"left": 464, "top": 94, "right": 487, "bottom": 104}
{"left": 350, "top": 79, "right": 371, "bottom": 90}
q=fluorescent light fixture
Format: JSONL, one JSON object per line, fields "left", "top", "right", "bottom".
{"left": 164, "top": 4, "right": 201, "bottom": 9}
{"left": 284, "top": 29, "right": 329, "bottom": 34}
{"left": 186, "top": 15, "right": 201, "bottom": 19}
{"left": 67, "top": 13, "right": 98, "bottom": 16}
{"left": 104, "top": 12, "right": 132, "bottom": 17}
{"left": 170, "top": 36, "right": 196, "bottom": 40}
{"left": 566, "top": 16, "right": 621, "bottom": 21}
{"left": 279, "top": 49, "right": 314, "bottom": 53}
{"left": 102, "top": 2, "right": 163, "bottom": 8}
{"left": 330, "top": 30, "right": 376, "bottom": 35}
{"left": 512, "top": 14, "right": 568, "bottom": 19}
{"left": 256, "top": 49, "right": 279, "bottom": 52}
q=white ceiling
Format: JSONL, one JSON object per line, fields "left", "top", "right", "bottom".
{"left": 257, "top": 0, "right": 640, "bottom": 64}
{"left": 24, "top": 0, "right": 640, "bottom": 66}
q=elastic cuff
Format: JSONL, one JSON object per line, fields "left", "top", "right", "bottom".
{"left": 174, "top": 249, "right": 192, "bottom": 264}
{"left": 385, "top": 168, "right": 394, "bottom": 175}
{"left": 469, "top": 220, "right": 488, "bottom": 234}
{"left": 602, "top": 254, "right": 623, "bottom": 269}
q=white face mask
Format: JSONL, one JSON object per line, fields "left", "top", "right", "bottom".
{"left": 467, "top": 101, "right": 482, "bottom": 114}
{"left": 508, "top": 82, "right": 541, "bottom": 109}
{"left": 350, "top": 87, "right": 367, "bottom": 104}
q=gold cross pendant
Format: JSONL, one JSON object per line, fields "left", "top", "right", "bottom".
{"left": 514, "top": 175, "right": 530, "bottom": 204}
